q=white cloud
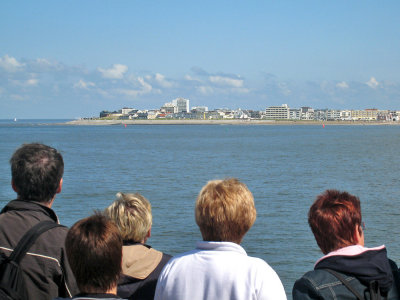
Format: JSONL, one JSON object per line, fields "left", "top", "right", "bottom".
{"left": 98, "top": 64, "right": 128, "bottom": 79}
{"left": 115, "top": 77, "right": 153, "bottom": 98}
{"left": 366, "top": 77, "right": 379, "bottom": 89}
{"left": 209, "top": 75, "right": 243, "bottom": 88}
{"left": 9, "top": 77, "right": 39, "bottom": 87}
{"left": 155, "top": 73, "right": 174, "bottom": 88}
{"left": 0, "top": 55, "right": 25, "bottom": 72}
{"left": 184, "top": 75, "right": 201, "bottom": 82}
{"left": 336, "top": 81, "right": 349, "bottom": 89}
{"left": 35, "top": 58, "right": 51, "bottom": 66}
{"left": 137, "top": 77, "right": 152, "bottom": 93}
{"left": 26, "top": 78, "right": 38, "bottom": 86}
{"left": 74, "top": 79, "right": 96, "bottom": 89}
{"left": 197, "top": 86, "right": 214, "bottom": 95}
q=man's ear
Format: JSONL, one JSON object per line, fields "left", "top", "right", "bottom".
{"left": 146, "top": 227, "right": 152, "bottom": 239}
{"left": 56, "top": 178, "right": 63, "bottom": 194}
{"left": 143, "top": 227, "right": 152, "bottom": 243}
{"left": 11, "top": 180, "right": 18, "bottom": 193}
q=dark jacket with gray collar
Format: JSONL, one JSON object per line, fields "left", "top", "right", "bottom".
{"left": 0, "top": 199, "right": 79, "bottom": 300}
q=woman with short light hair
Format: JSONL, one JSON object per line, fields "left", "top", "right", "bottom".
{"left": 104, "top": 192, "right": 171, "bottom": 300}
{"left": 155, "top": 178, "right": 286, "bottom": 300}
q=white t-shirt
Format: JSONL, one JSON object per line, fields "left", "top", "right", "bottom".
{"left": 154, "top": 241, "right": 287, "bottom": 300}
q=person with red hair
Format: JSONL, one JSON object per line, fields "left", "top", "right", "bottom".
{"left": 293, "top": 189, "right": 400, "bottom": 299}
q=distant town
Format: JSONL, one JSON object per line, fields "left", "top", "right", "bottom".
{"left": 95, "top": 97, "right": 400, "bottom": 122}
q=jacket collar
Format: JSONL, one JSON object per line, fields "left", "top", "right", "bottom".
{"left": 1, "top": 199, "right": 59, "bottom": 223}
{"left": 315, "top": 245, "right": 393, "bottom": 293}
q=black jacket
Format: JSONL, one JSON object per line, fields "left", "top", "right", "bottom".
{"left": 0, "top": 199, "right": 79, "bottom": 300}
{"left": 292, "top": 246, "right": 400, "bottom": 299}
{"left": 117, "top": 243, "right": 171, "bottom": 300}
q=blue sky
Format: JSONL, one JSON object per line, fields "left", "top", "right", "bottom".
{"left": 1, "top": 1, "right": 399, "bottom": 118}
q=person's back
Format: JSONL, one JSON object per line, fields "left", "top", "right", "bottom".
{"left": 156, "top": 241, "right": 284, "bottom": 300}
{"left": 0, "top": 143, "right": 78, "bottom": 300}
{"left": 154, "top": 178, "right": 286, "bottom": 300}
{"left": 104, "top": 192, "right": 172, "bottom": 300}
{"left": 292, "top": 189, "right": 400, "bottom": 299}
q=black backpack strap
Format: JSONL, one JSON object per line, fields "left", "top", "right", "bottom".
{"left": 324, "top": 269, "right": 365, "bottom": 300}
{"left": 8, "top": 221, "right": 62, "bottom": 263}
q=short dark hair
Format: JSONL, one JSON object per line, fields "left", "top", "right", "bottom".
{"left": 10, "top": 143, "right": 64, "bottom": 203}
{"left": 308, "top": 189, "right": 362, "bottom": 254}
{"left": 66, "top": 214, "right": 123, "bottom": 293}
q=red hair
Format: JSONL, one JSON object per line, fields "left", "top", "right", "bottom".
{"left": 308, "top": 189, "right": 362, "bottom": 254}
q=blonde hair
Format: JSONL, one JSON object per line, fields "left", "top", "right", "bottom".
{"left": 104, "top": 192, "right": 152, "bottom": 242}
{"left": 195, "top": 178, "right": 256, "bottom": 244}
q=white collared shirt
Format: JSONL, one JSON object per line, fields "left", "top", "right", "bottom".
{"left": 155, "top": 241, "right": 287, "bottom": 300}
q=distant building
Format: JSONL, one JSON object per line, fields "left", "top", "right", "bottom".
{"left": 265, "top": 104, "right": 289, "bottom": 119}
{"left": 351, "top": 109, "right": 378, "bottom": 121}
{"left": 161, "top": 97, "right": 190, "bottom": 113}
{"left": 100, "top": 110, "right": 112, "bottom": 118}
{"left": 192, "top": 106, "right": 209, "bottom": 113}
{"left": 161, "top": 102, "right": 176, "bottom": 114}
{"left": 172, "top": 97, "right": 190, "bottom": 113}
{"left": 289, "top": 108, "right": 300, "bottom": 120}
{"left": 326, "top": 110, "right": 341, "bottom": 121}
{"left": 340, "top": 110, "right": 352, "bottom": 121}
{"left": 121, "top": 107, "right": 134, "bottom": 115}
{"left": 249, "top": 110, "right": 262, "bottom": 119}
{"left": 300, "top": 107, "right": 314, "bottom": 120}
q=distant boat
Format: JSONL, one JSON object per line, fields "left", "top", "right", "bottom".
{"left": 14, "top": 118, "right": 17, "bottom": 122}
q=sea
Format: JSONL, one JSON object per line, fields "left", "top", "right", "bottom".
{"left": 1, "top": 119, "right": 400, "bottom": 297}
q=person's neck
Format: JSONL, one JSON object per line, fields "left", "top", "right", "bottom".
{"left": 81, "top": 285, "right": 117, "bottom": 296}
{"left": 107, "top": 285, "right": 117, "bottom": 295}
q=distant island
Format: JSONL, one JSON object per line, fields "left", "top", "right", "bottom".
{"left": 69, "top": 98, "right": 400, "bottom": 125}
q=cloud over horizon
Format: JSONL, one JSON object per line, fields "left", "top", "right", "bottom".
{"left": 1, "top": 54, "right": 400, "bottom": 118}
{"left": 98, "top": 64, "right": 128, "bottom": 79}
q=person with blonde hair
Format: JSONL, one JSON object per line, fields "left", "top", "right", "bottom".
{"left": 104, "top": 192, "right": 171, "bottom": 300}
{"left": 154, "top": 178, "right": 286, "bottom": 300}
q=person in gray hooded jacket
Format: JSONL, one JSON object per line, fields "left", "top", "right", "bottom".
{"left": 292, "top": 189, "right": 400, "bottom": 299}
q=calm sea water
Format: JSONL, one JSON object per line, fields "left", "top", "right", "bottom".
{"left": 1, "top": 120, "right": 400, "bottom": 297}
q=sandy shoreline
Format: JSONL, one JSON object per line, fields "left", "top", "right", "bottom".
{"left": 64, "top": 119, "right": 400, "bottom": 126}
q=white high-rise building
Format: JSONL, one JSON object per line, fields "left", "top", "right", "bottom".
{"left": 172, "top": 97, "right": 190, "bottom": 113}
{"left": 265, "top": 104, "right": 289, "bottom": 119}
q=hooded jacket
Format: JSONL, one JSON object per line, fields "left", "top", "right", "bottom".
{"left": 117, "top": 242, "right": 171, "bottom": 300}
{"left": 0, "top": 199, "right": 79, "bottom": 300}
{"left": 292, "top": 245, "right": 400, "bottom": 299}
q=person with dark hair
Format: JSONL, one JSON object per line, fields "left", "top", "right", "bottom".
{"left": 56, "top": 214, "right": 123, "bottom": 299}
{"left": 0, "top": 143, "right": 78, "bottom": 300}
{"left": 293, "top": 189, "right": 400, "bottom": 299}
{"left": 155, "top": 178, "right": 286, "bottom": 300}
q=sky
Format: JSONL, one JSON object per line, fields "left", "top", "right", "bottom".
{"left": 1, "top": 1, "right": 400, "bottom": 118}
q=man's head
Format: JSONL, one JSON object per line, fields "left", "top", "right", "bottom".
{"left": 308, "top": 189, "right": 364, "bottom": 254}
{"left": 10, "top": 143, "right": 64, "bottom": 203}
{"left": 104, "top": 192, "right": 152, "bottom": 243}
{"left": 195, "top": 178, "right": 256, "bottom": 244}
{"left": 65, "top": 214, "right": 123, "bottom": 294}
